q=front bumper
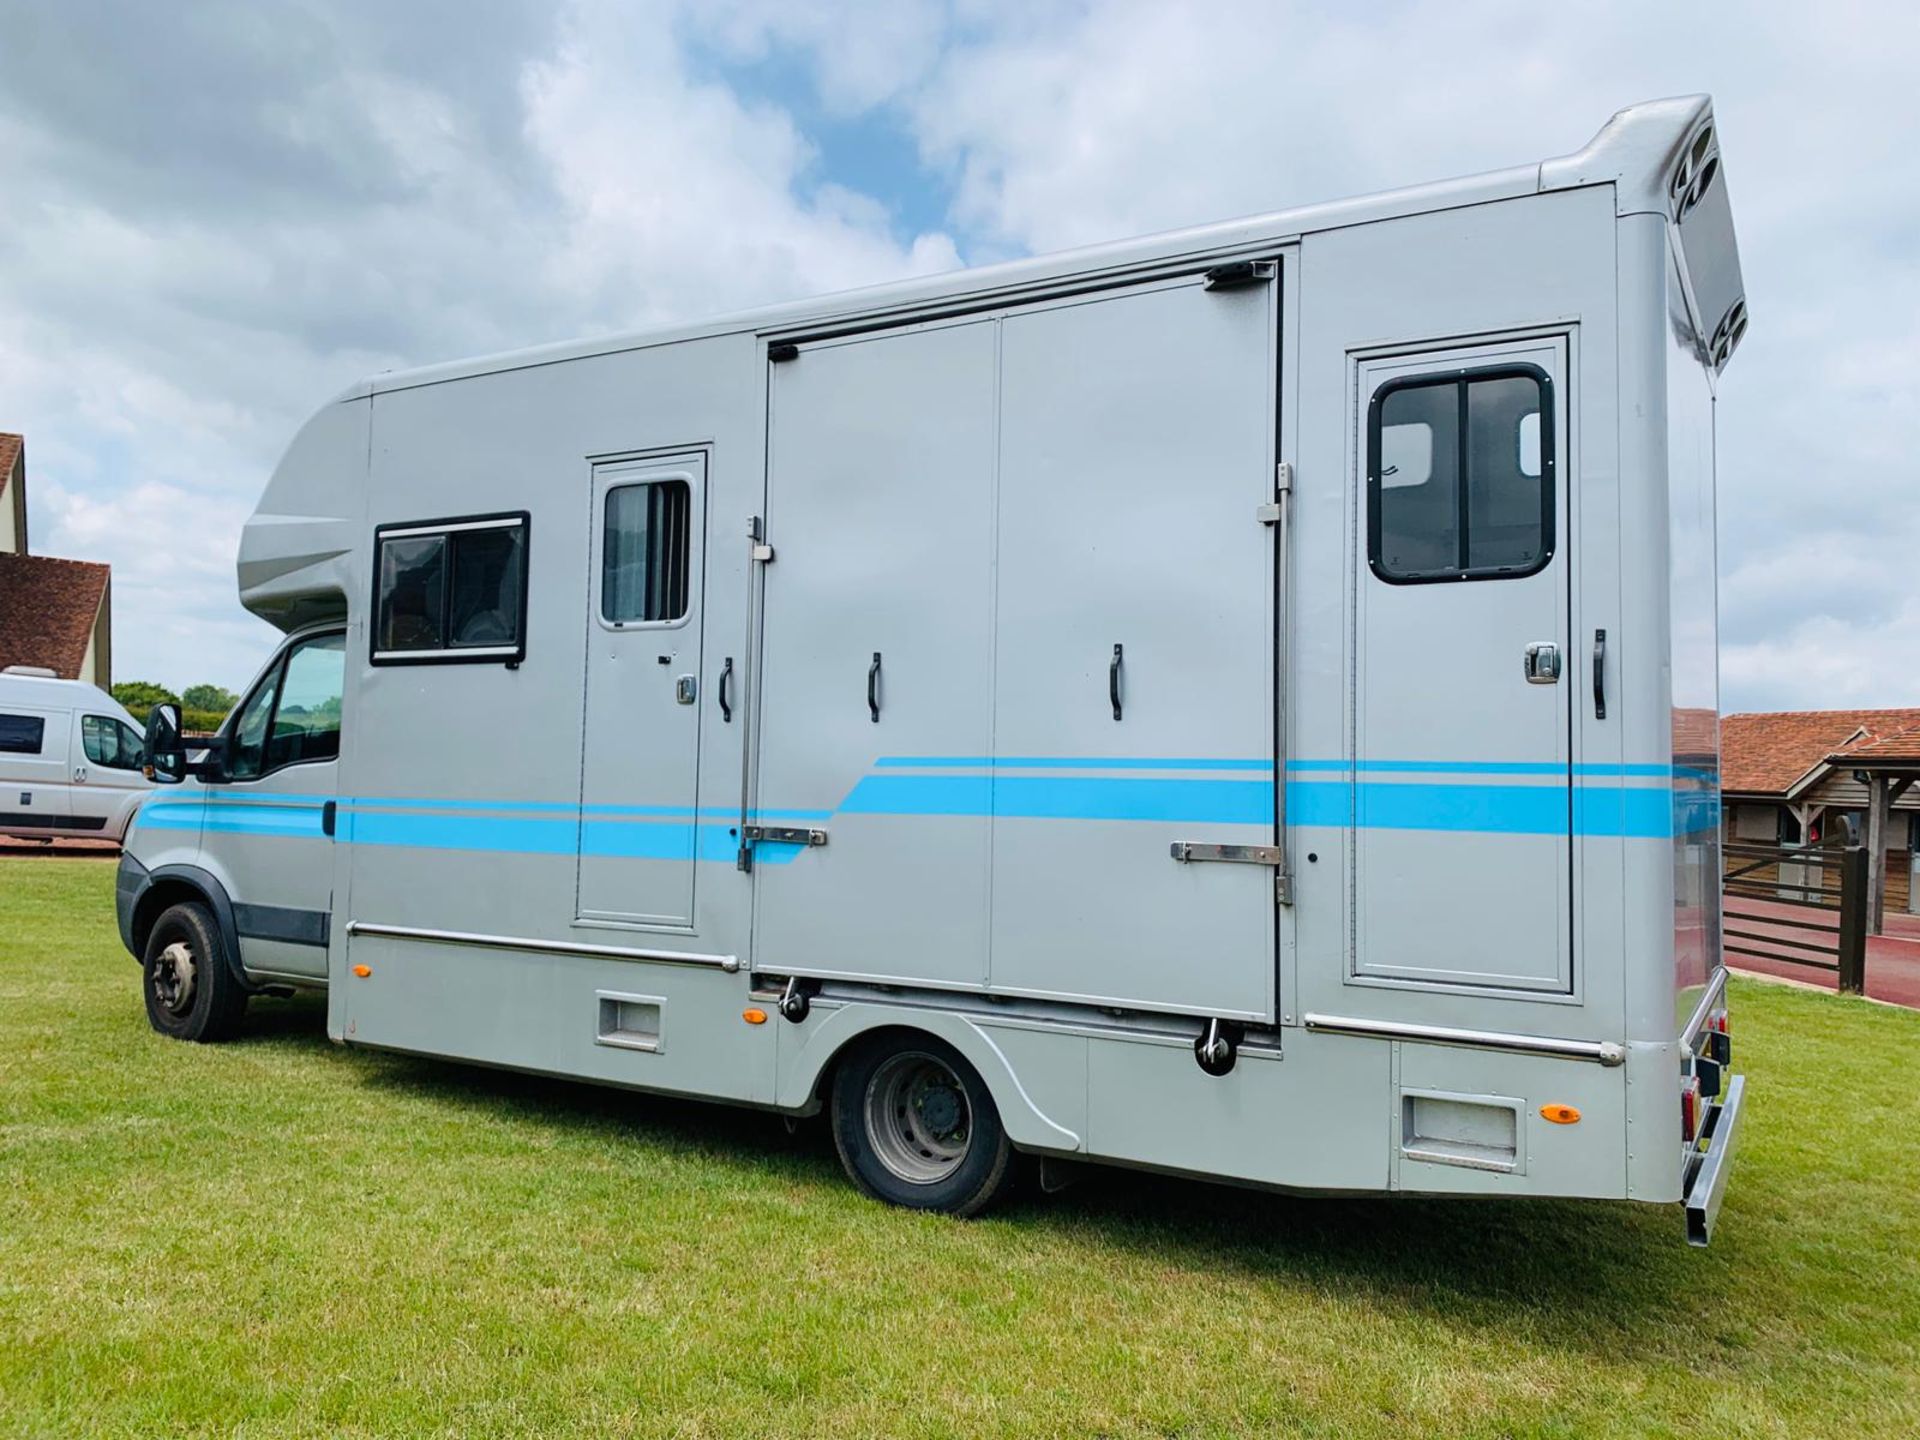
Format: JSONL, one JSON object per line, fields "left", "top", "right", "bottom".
{"left": 1683, "top": 1073, "right": 1746, "bottom": 1246}
{"left": 115, "top": 850, "right": 149, "bottom": 959}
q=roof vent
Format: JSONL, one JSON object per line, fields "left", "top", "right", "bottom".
{"left": 2, "top": 665, "right": 59, "bottom": 678}
{"left": 1668, "top": 123, "right": 1720, "bottom": 221}
{"left": 1709, "top": 298, "right": 1748, "bottom": 370}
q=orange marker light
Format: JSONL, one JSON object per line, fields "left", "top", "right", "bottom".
{"left": 742, "top": 1008, "right": 768, "bottom": 1025}
{"left": 1540, "top": 1103, "right": 1581, "bottom": 1125}
{"left": 351, "top": 964, "right": 372, "bottom": 978}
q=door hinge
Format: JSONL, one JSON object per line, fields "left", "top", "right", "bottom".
{"left": 768, "top": 342, "right": 799, "bottom": 362}
{"left": 1171, "top": 842, "right": 1282, "bottom": 865}
{"left": 1171, "top": 842, "right": 1292, "bottom": 904}
{"left": 1257, "top": 464, "right": 1292, "bottom": 524}
{"left": 748, "top": 514, "right": 774, "bottom": 563}
{"left": 743, "top": 825, "right": 828, "bottom": 847}
{"left": 1203, "top": 259, "right": 1277, "bottom": 290}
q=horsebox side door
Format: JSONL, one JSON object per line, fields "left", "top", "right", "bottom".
{"left": 576, "top": 453, "right": 706, "bottom": 931}
{"left": 1348, "top": 337, "right": 1573, "bottom": 992}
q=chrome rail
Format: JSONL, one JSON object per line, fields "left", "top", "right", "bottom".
{"left": 343, "top": 921, "right": 740, "bottom": 973}
{"left": 1679, "top": 964, "right": 1730, "bottom": 1055}
{"left": 1302, "top": 1012, "right": 1626, "bottom": 1066}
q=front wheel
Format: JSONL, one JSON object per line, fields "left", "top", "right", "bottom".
{"left": 830, "top": 1032, "right": 1015, "bottom": 1216}
{"left": 142, "top": 901, "right": 247, "bottom": 1043}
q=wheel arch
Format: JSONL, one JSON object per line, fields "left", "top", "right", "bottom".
{"left": 778, "top": 1005, "right": 1083, "bottom": 1154}
{"left": 129, "top": 865, "right": 253, "bottom": 992}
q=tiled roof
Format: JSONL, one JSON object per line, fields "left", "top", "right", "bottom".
{"left": 0, "top": 552, "right": 109, "bottom": 679}
{"left": 1837, "top": 724, "right": 1920, "bottom": 766}
{"left": 1722, "top": 709, "right": 1920, "bottom": 796}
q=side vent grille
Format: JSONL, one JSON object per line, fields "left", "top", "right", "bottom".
{"left": 1709, "top": 298, "right": 1748, "bottom": 371}
{"left": 1668, "top": 123, "right": 1720, "bottom": 221}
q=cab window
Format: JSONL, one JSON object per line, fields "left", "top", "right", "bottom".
{"left": 225, "top": 631, "right": 346, "bottom": 781}
{"left": 81, "top": 715, "right": 144, "bottom": 770}
{"left": 267, "top": 633, "right": 345, "bottom": 769}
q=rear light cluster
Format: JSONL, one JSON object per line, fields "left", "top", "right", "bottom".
{"left": 1681, "top": 1009, "right": 1732, "bottom": 1144}
{"left": 1681, "top": 1076, "right": 1703, "bottom": 1143}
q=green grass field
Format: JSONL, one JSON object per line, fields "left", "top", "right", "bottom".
{"left": 3, "top": 855, "right": 1918, "bottom": 1438}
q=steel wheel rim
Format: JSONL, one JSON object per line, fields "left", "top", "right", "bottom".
{"left": 153, "top": 939, "right": 197, "bottom": 1015}
{"left": 863, "top": 1051, "right": 972, "bottom": 1185}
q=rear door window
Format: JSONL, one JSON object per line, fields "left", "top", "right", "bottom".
{"left": 1368, "top": 365, "right": 1553, "bottom": 583}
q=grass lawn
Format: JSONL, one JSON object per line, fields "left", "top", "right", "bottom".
{"left": 3, "top": 856, "right": 1918, "bottom": 1438}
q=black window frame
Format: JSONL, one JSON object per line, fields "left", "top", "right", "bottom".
{"left": 221, "top": 628, "right": 347, "bottom": 783}
{"left": 370, "top": 510, "right": 531, "bottom": 667}
{"left": 1366, "top": 361, "right": 1555, "bottom": 586}
{"left": 0, "top": 712, "right": 46, "bottom": 755}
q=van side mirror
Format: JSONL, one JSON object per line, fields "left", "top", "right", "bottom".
{"left": 143, "top": 704, "right": 186, "bottom": 784}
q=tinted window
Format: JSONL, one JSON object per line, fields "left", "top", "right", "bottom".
{"left": 374, "top": 515, "right": 527, "bottom": 662}
{"left": 266, "top": 633, "right": 345, "bottom": 769}
{"left": 1369, "top": 367, "right": 1552, "bottom": 583}
{"left": 376, "top": 535, "right": 447, "bottom": 653}
{"left": 82, "top": 715, "right": 144, "bottom": 770}
{"left": 603, "top": 481, "right": 691, "bottom": 624}
{"left": 448, "top": 526, "right": 526, "bottom": 648}
{"left": 0, "top": 713, "right": 44, "bottom": 755}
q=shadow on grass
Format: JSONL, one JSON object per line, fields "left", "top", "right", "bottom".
{"left": 227, "top": 991, "right": 1711, "bottom": 1353}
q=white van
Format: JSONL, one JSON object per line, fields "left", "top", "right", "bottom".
{"left": 0, "top": 668, "right": 151, "bottom": 842}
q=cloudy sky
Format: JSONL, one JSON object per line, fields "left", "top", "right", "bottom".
{"left": 1, "top": 0, "right": 1914, "bottom": 712}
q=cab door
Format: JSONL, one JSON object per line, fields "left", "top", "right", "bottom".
{"left": 207, "top": 630, "right": 345, "bottom": 981}
{"left": 1351, "top": 339, "right": 1572, "bottom": 991}
{"left": 70, "top": 711, "right": 149, "bottom": 837}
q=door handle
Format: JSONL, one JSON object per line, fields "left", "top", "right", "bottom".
{"left": 1593, "top": 629, "right": 1608, "bottom": 719}
{"left": 1110, "top": 643, "right": 1124, "bottom": 722}
{"left": 868, "top": 652, "right": 882, "bottom": 723}
{"left": 718, "top": 656, "right": 734, "bottom": 723}
{"left": 1522, "top": 642, "right": 1561, "bottom": 684}
{"left": 674, "top": 674, "right": 697, "bottom": 705}
{"left": 74, "top": 766, "right": 87, "bottom": 782}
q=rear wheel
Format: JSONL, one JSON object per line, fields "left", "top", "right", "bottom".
{"left": 830, "top": 1032, "right": 1014, "bottom": 1216}
{"left": 142, "top": 901, "right": 247, "bottom": 1043}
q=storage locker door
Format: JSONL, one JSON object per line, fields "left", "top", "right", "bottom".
{"left": 988, "top": 279, "right": 1278, "bottom": 1021}
{"left": 753, "top": 321, "right": 998, "bottom": 987}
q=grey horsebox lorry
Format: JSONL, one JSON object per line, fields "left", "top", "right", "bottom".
{"left": 120, "top": 95, "right": 1744, "bottom": 1241}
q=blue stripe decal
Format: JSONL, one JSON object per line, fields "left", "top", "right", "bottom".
{"left": 879, "top": 755, "right": 1691, "bottom": 780}
{"left": 875, "top": 756, "right": 1272, "bottom": 772}
{"left": 153, "top": 752, "right": 1713, "bottom": 855}
{"left": 845, "top": 774, "right": 1273, "bottom": 824}
{"left": 336, "top": 809, "right": 809, "bottom": 865}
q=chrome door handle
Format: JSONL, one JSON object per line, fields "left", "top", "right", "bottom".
{"left": 674, "top": 674, "right": 697, "bottom": 704}
{"left": 1523, "top": 642, "right": 1562, "bottom": 684}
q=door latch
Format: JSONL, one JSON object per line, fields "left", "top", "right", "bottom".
{"left": 675, "top": 675, "right": 697, "bottom": 704}
{"left": 1523, "top": 641, "right": 1562, "bottom": 684}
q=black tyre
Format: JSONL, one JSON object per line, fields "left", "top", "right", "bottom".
{"left": 142, "top": 901, "right": 247, "bottom": 1043}
{"left": 830, "top": 1031, "right": 1015, "bottom": 1216}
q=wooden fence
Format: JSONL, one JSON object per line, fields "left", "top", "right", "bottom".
{"left": 1722, "top": 838, "right": 1868, "bottom": 994}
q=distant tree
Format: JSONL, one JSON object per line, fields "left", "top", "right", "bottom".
{"left": 110, "top": 681, "right": 180, "bottom": 722}
{"left": 181, "top": 683, "right": 238, "bottom": 715}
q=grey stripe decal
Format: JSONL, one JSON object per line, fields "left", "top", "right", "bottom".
{"left": 233, "top": 902, "right": 330, "bottom": 947}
